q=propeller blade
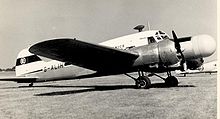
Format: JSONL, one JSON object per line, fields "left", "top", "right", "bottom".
{"left": 178, "top": 37, "right": 191, "bottom": 42}
{"left": 172, "top": 30, "right": 186, "bottom": 71}
{"left": 172, "top": 30, "right": 178, "bottom": 40}
{"left": 172, "top": 30, "right": 181, "bottom": 53}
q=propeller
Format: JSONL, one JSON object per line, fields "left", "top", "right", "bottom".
{"left": 172, "top": 30, "right": 186, "bottom": 71}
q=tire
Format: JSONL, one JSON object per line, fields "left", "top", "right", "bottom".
{"left": 135, "top": 76, "right": 151, "bottom": 89}
{"left": 165, "top": 76, "right": 178, "bottom": 87}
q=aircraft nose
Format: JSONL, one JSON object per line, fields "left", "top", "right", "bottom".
{"left": 181, "top": 34, "right": 216, "bottom": 59}
{"left": 191, "top": 35, "right": 216, "bottom": 57}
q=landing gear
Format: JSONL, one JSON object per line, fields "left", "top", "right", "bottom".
{"left": 125, "top": 70, "right": 178, "bottom": 89}
{"left": 29, "top": 82, "right": 33, "bottom": 87}
{"left": 165, "top": 76, "right": 178, "bottom": 87}
{"left": 135, "top": 76, "right": 151, "bottom": 89}
{"left": 125, "top": 71, "right": 151, "bottom": 89}
{"left": 165, "top": 71, "right": 178, "bottom": 87}
{"left": 149, "top": 71, "right": 179, "bottom": 87}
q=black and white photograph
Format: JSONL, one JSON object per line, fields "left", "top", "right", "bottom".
{"left": 0, "top": 0, "right": 217, "bottom": 119}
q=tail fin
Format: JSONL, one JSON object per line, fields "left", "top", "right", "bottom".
{"left": 15, "top": 48, "right": 44, "bottom": 76}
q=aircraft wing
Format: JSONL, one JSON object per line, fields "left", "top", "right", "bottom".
{"left": 29, "top": 38, "right": 139, "bottom": 72}
{"left": 0, "top": 77, "right": 37, "bottom": 83}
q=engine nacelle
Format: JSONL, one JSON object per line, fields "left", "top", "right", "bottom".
{"left": 158, "top": 39, "right": 179, "bottom": 65}
{"left": 186, "top": 58, "right": 204, "bottom": 70}
{"left": 132, "top": 40, "right": 179, "bottom": 67}
{"left": 132, "top": 34, "right": 215, "bottom": 70}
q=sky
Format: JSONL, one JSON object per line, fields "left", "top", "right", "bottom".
{"left": 0, "top": 0, "right": 217, "bottom": 68}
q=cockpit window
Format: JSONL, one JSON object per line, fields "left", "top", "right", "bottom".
{"left": 155, "top": 32, "right": 162, "bottom": 40}
{"left": 159, "top": 30, "right": 169, "bottom": 40}
{"left": 159, "top": 31, "right": 165, "bottom": 34}
{"left": 161, "top": 35, "right": 169, "bottom": 39}
{"left": 156, "top": 35, "right": 161, "bottom": 40}
{"left": 148, "top": 37, "right": 156, "bottom": 44}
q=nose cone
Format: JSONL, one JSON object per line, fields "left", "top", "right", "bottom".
{"left": 191, "top": 35, "right": 216, "bottom": 57}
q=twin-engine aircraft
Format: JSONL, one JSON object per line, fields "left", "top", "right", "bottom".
{"left": 0, "top": 25, "right": 216, "bottom": 89}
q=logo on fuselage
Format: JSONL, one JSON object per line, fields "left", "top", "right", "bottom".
{"left": 20, "top": 58, "right": 26, "bottom": 65}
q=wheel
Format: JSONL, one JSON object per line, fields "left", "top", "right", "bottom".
{"left": 135, "top": 76, "right": 151, "bottom": 89}
{"left": 29, "top": 83, "right": 33, "bottom": 87}
{"left": 165, "top": 76, "right": 178, "bottom": 87}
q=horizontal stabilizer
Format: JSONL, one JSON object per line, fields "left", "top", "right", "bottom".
{"left": 0, "top": 77, "right": 37, "bottom": 83}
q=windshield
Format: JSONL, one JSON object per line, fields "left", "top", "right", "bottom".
{"left": 159, "top": 31, "right": 169, "bottom": 40}
{"left": 155, "top": 32, "right": 162, "bottom": 40}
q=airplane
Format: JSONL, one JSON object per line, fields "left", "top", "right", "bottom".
{"left": 176, "top": 60, "right": 217, "bottom": 76}
{"left": 0, "top": 25, "right": 216, "bottom": 89}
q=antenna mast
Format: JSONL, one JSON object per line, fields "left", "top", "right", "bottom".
{"left": 147, "top": 21, "right": 151, "bottom": 30}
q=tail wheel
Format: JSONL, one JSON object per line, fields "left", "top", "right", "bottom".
{"left": 165, "top": 76, "right": 178, "bottom": 87}
{"left": 29, "top": 82, "right": 33, "bottom": 87}
{"left": 135, "top": 76, "right": 151, "bottom": 89}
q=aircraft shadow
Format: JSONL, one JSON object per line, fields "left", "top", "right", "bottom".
{"left": 34, "top": 83, "right": 196, "bottom": 96}
{"left": 34, "top": 85, "right": 134, "bottom": 96}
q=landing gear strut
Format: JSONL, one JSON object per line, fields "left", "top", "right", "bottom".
{"left": 149, "top": 71, "right": 178, "bottom": 87}
{"left": 125, "top": 70, "right": 178, "bottom": 89}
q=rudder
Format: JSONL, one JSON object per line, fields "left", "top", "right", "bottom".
{"left": 15, "top": 48, "right": 44, "bottom": 76}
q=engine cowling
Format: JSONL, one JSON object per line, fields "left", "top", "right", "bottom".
{"left": 132, "top": 40, "right": 179, "bottom": 67}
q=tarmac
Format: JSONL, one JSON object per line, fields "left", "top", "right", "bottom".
{"left": 0, "top": 72, "right": 217, "bottom": 119}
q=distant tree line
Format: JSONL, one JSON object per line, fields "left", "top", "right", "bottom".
{"left": 0, "top": 66, "right": 15, "bottom": 71}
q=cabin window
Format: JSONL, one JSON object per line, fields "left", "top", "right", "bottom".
{"left": 148, "top": 37, "right": 156, "bottom": 44}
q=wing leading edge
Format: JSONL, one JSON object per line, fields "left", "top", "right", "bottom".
{"left": 29, "top": 38, "right": 139, "bottom": 72}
